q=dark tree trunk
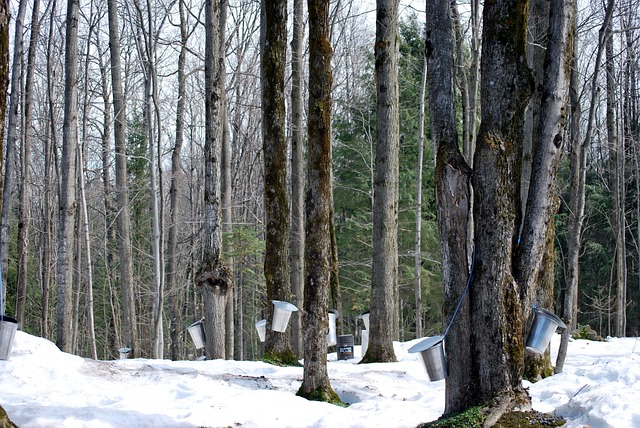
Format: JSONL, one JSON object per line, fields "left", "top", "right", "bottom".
{"left": 261, "top": 0, "right": 295, "bottom": 364}
{"left": 297, "top": 0, "right": 339, "bottom": 403}
{"left": 425, "top": 0, "right": 473, "bottom": 415}
{"left": 364, "top": 0, "right": 400, "bottom": 364}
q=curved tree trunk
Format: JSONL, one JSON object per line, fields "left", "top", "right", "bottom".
{"left": 298, "top": 0, "right": 338, "bottom": 403}
{"left": 364, "top": 0, "right": 400, "bottom": 364}
{"left": 425, "top": 0, "right": 473, "bottom": 415}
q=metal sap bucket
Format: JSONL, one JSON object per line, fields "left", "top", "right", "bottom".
{"left": 327, "top": 310, "right": 339, "bottom": 346}
{"left": 358, "top": 311, "right": 370, "bottom": 331}
{"left": 526, "top": 307, "right": 566, "bottom": 355}
{"left": 337, "top": 334, "right": 354, "bottom": 360}
{"left": 187, "top": 320, "right": 206, "bottom": 349}
{"left": 271, "top": 300, "right": 298, "bottom": 332}
{"left": 0, "top": 315, "right": 18, "bottom": 360}
{"left": 255, "top": 319, "right": 266, "bottom": 342}
{"left": 361, "top": 329, "right": 369, "bottom": 356}
{"left": 409, "top": 335, "right": 447, "bottom": 381}
{"left": 118, "top": 347, "right": 132, "bottom": 360}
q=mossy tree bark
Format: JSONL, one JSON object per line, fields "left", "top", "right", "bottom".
{"left": 297, "top": 0, "right": 339, "bottom": 403}
{"left": 0, "top": 405, "right": 17, "bottom": 428}
{"left": 261, "top": 0, "right": 296, "bottom": 364}
{"left": 363, "top": 0, "right": 400, "bottom": 364}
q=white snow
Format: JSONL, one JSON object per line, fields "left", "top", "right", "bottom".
{"left": 1, "top": 331, "right": 639, "bottom": 427}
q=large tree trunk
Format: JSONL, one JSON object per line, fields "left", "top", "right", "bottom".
{"left": 290, "top": 0, "right": 305, "bottom": 358}
{"left": 261, "top": 0, "right": 296, "bottom": 364}
{"left": 56, "top": 0, "right": 80, "bottom": 353}
{"left": 297, "top": 0, "right": 338, "bottom": 403}
{"left": 515, "top": 0, "right": 576, "bottom": 380}
{"left": 364, "top": 0, "right": 400, "bottom": 364}
{"left": 470, "top": 0, "right": 532, "bottom": 418}
{"left": 425, "top": 0, "right": 473, "bottom": 415}
{"left": 0, "top": 0, "right": 8, "bottom": 316}
{"left": 198, "top": 0, "right": 232, "bottom": 361}
{"left": 108, "top": 0, "right": 139, "bottom": 357}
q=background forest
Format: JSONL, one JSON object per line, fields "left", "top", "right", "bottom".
{"left": 1, "top": 0, "right": 639, "bottom": 362}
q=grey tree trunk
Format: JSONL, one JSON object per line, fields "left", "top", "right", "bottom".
{"left": 515, "top": 0, "right": 576, "bottom": 380}
{"left": 107, "top": 0, "right": 138, "bottom": 356}
{"left": 297, "top": 0, "right": 339, "bottom": 403}
{"left": 364, "top": 0, "right": 400, "bottom": 364}
{"left": 1, "top": 0, "right": 27, "bottom": 316}
{"left": 426, "top": 0, "right": 473, "bottom": 415}
{"left": 167, "top": 0, "right": 188, "bottom": 361}
{"left": 470, "top": 0, "right": 533, "bottom": 419}
{"left": 56, "top": 0, "right": 80, "bottom": 353}
{"left": 0, "top": 0, "right": 9, "bottom": 223}
{"left": 290, "top": 0, "right": 305, "bottom": 358}
{"left": 16, "top": 0, "right": 41, "bottom": 326}
{"left": 414, "top": 51, "right": 427, "bottom": 340}
{"left": 197, "top": 0, "right": 232, "bottom": 361}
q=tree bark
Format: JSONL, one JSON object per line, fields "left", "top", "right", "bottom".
{"left": 471, "top": 0, "right": 532, "bottom": 411}
{"left": 56, "top": 0, "right": 80, "bottom": 353}
{"left": 290, "top": 0, "right": 305, "bottom": 358}
{"left": 298, "top": 0, "right": 339, "bottom": 403}
{"left": 108, "top": 0, "right": 139, "bottom": 356}
{"left": 198, "top": 0, "right": 232, "bottom": 361}
{"left": 364, "top": 0, "right": 400, "bottom": 364}
{"left": 426, "top": 0, "right": 473, "bottom": 415}
{"left": 414, "top": 51, "right": 427, "bottom": 340}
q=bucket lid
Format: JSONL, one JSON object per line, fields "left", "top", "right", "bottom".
{"left": 408, "top": 335, "right": 445, "bottom": 354}
{"left": 272, "top": 300, "right": 298, "bottom": 312}
{"left": 255, "top": 319, "right": 267, "bottom": 327}
{"left": 118, "top": 347, "right": 132, "bottom": 354}
{"left": 0, "top": 315, "right": 18, "bottom": 324}
{"left": 535, "top": 307, "right": 567, "bottom": 330}
{"left": 188, "top": 319, "right": 204, "bottom": 329}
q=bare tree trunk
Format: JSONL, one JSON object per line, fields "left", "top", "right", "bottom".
{"left": 197, "top": 0, "right": 232, "bottom": 361}
{"left": 0, "top": 0, "right": 9, "bottom": 315}
{"left": 426, "top": 0, "right": 473, "bottom": 415}
{"left": 56, "top": 0, "right": 80, "bottom": 353}
{"left": 297, "top": 0, "right": 339, "bottom": 403}
{"left": 290, "top": 0, "right": 305, "bottom": 358}
{"left": 364, "top": 0, "right": 400, "bottom": 363}
{"left": 414, "top": 49, "right": 427, "bottom": 340}
{"left": 167, "top": 0, "right": 188, "bottom": 361}
{"left": 16, "top": 0, "right": 41, "bottom": 326}
{"left": 1, "top": 0, "right": 27, "bottom": 315}
{"left": 108, "top": 0, "right": 138, "bottom": 356}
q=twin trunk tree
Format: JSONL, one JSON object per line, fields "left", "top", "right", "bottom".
{"left": 428, "top": 0, "right": 575, "bottom": 418}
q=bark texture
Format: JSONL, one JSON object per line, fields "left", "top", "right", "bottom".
{"left": 364, "top": 0, "right": 400, "bottom": 364}
{"left": 298, "top": 0, "right": 339, "bottom": 403}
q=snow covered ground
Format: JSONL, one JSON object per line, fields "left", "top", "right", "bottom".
{"left": 1, "top": 330, "right": 639, "bottom": 427}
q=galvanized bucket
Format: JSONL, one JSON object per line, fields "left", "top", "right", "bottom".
{"left": 271, "top": 300, "right": 298, "bottom": 332}
{"left": 409, "top": 335, "right": 447, "bottom": 381}
{"left": 526, "top": 307, "right": 566, "bottom": 355}
{"left": 358, "top": 311, "right": 370, "bottom": 331}
{"left": 187, "top": 320, "right": 206, "bottom": 349}
{"left": 118, "top": 347, "right": 132, "bottom": 360}
{"left": 0, "top": 315, "right": 18, "bottom": 360}
{"left": 361, "top": 329, "right": 369, "bottom": 356}
{"left": 255, "top": 319, "right": 266, "bottom": 342}
{"left": 327, "top": 310, "right": 339, "bottom": 346}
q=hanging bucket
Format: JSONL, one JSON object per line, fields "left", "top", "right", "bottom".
{"left": 187, "top": 320, "right": 206, "bottom": 349}
{"left": 327, "top": 310, "right": 339, "bottom": 346}
{"left": 358, "top": 311, "right": 370, "bottom": 331}
{"left": 409, "top": 335, "right": 447, "bottom": 381}
{"left": 118, "top": 347, "right": 132, "bottom": 360}
{"left": 0, "top": 315, "right": 18, "bottom": 361}
{"left": 271, "top": 300, "right": 298, "bottom": 332}
{"left": 337, "top": 334, "right": 354, "bottom": 360}
{"left": 526, "top": 307, "right": 566, "bottom": 355}
{"left": 255, "top": 319, "right": 267, "bottom": 342}
{"left": 361, "top": 329, "right": 369, "bottom": 356}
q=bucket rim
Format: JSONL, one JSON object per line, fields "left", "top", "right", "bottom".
{"left": 408, "top": 335, "right": 445, "bottom": 353}
{"left": 535, "top": 307, "right": 567, "bottom": 329}
{"left": 188, "top": 319, "right": 204, "bottom": 329}
{"left": 272, "top": 300, "right": 298, "bottom": 312}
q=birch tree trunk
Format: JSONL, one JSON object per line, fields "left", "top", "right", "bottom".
{"left": 56, "top": 0, "right": 80, "bottom": 353}
{"left": 297, "top": 0, "right": 339, "bottom": 403}
{"left": 364, "top": 0, "right": 400, "bottom": 363}
{"left": 108, "top": 0, "right": 138, "bottom": 356}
